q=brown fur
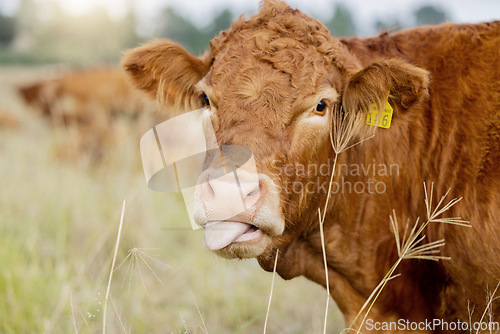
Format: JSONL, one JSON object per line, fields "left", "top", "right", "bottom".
{"left": 123, "top": 1, "right": 500, "bottom": 331}
{"left": 122, "top": 41, "right": 210, "bottom": 112}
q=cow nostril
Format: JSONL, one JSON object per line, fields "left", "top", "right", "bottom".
{"left": 243, "top": 182, "right": 261, "bottom": 210}
{"left": 246, "top": 185, "right": 260, "bottom": 198}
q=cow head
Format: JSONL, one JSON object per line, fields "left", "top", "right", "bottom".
{"left": 18, "top": 82, "right": 57, "bottom": 117}
{"left": 123, "top": 0, "right": 429, "bottom": 265}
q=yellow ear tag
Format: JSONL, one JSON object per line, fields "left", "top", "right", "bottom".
{"left": 366, "top": 95, "right": 393, "bottom": 129}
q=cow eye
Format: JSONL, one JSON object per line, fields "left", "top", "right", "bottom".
{"left": 201, "top": 93, "right": 210, "bottom": 108}
{"left": 312, "top": 100, "right": 327, "bottom": 116}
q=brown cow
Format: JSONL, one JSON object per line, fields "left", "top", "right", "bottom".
{"left": 122, "top": 0, "right": 500, "bottom": 331}
{"left": 18, "top": 68, "right": 160, "bottom": 161}
{"left": 18, "top": 68, "right": 149, "bottom": 126}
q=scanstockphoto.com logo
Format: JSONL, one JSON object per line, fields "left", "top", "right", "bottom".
{"left": 365, "top": 318, "right": 500, "bottom": 332}
{"left": 271, "top": 160, "right": 400, "bottom": 195}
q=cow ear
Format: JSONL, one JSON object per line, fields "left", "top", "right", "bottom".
{"left": 342, "top": 58, "right": 430, "bottom": 117}
{"left": 122, "top": 40, "right": 211, "bottom": 112}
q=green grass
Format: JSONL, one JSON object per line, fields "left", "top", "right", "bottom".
{"left": 0, "top": 66, "right": 345, "bottom": 333}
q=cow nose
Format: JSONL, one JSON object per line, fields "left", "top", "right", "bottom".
{"left": 197, "top": 168, "right": 261, "bottom": 226}
{"left": 206, "top": 170, "right": 261, "bottom": 209}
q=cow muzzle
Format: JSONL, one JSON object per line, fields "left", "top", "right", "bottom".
{"left": 194, "top": 167, "right": 284, "bottom": 256}
{"left": 196, "top": 169, "right": 262, "bottom": 250}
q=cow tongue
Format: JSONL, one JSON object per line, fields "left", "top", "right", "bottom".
{"left": 205, "top": 221, "right": 252, "bottom": 251}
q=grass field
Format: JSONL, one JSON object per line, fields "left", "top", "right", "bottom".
{"left": 0, "top": 66, "right": 345, "bottom": 333}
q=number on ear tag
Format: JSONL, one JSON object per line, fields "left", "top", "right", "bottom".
{"left": 366, "top": 95, "right": 393, "bottom": 129}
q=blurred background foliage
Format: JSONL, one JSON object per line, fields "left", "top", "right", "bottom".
{"left": 0, "top": 0, "right": 449, "bottom": 66}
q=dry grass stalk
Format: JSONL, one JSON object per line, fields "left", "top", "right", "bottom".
{"left": 390, "top": 213, "right": 450, "bottom": 262}
{"left": 79, "top": 312, "right": 92, "bottom": 332}
{"left": 475, "top": 282, "right": 500, "bottom": 334}
{"left": 315, "top": 107, "right": 373, "bottom": 332}
{"left": 191, "top": 290, "right": 209, "bottom": 334}
{"left": 110, "top": 297, "right": 128, "bottom": 334}
{"left": 330, "top": 107, "right": 370, "bottom": 155}
{"left": 180, "top": 315, "right": 189, "bottom": 333}
{"left": 263, "top": 249, "right": 279, "bottom": 334}
{"left": 322, "top": 108, "right": 373, "bottom": 223}
{"left": 70, "top": 291, "right": 78, "bottom": 334}
{"left": 103, "top": 200, "right": 126, "bottom": 334}
{"left": 468, "top": 301, "right": 476, "bottom": 334}
{"left": 318, "top": 208, "right": 331, "bottom": 334}
{"left": 424, "top": 182, "right": 471, "bottom": 227}
{"left": 346, "top": 182, "right": 471, "bottom": 333}
{"left": 114, "top": 247, "right": 170, "bottom": 295}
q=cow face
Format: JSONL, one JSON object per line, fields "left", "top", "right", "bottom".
{"left": 123, "top": 0, "right": 429, "bottom": 261}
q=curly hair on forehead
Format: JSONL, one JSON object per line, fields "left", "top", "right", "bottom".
{"left": 208, "top": 0, "right": 342, "bottom": 66}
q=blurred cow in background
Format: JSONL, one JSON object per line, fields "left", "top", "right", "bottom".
{"left": 18, "top": 68, "right": 147, "bottom": 125}
{"left": 18, "top": 68, "right": 161, "bottom": 162}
